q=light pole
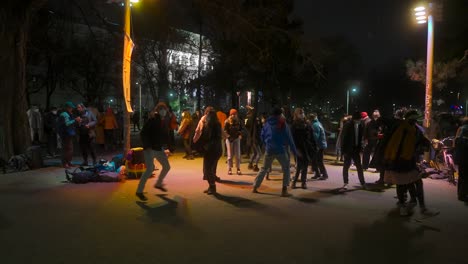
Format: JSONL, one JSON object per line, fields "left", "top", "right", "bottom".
{"left": 414, "top": 3, "right": 434, "bottom": 128}
{"left": 346, "top": 87, "right": 357, "bottom": 115}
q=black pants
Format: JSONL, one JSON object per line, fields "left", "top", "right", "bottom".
{"left": 79, "top": 134, "right": 96, "bottom": 164}
{"left": 47, "top": 132, "right": 57, "bottom": 156}
{"left": 294, "top": 156, "right": 309, "bottom": 183}
{"left": 203, "top": 146, "right": 222, "bottom": 186}
{"left": 397, "top": 179, "right": 424, "bottom": 207}
{"left": 342, "top": 150, "right": 365, "bottom": 185}
{"left": 311, "top": 149, "right": 328, "bottom": 177}
{"left": 61, "top": 136, "right": 73, "bottom": 166}
{"left": 458, "top": 163, "right": 468, "bottom": 200}
{"left": 362, "top": 140, "right": 377, "bottom": 169}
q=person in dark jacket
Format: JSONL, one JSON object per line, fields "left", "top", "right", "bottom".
{"left": 44, "top": 107, "right": 59, "bottom": 158}
{"left": 253, "top": 107, "right": 298, "bottom": 197}
{"left": 341, "top": 111, "right": 367, "bottom": 190}
{"left": 136, "top": 102, "right": 171, "bottom": 201}
{"left": 224, "top": 109, "right": 243, "bottom": 175}
{"left": 77, "top": 103, "right": 97, "bottom": 166}
{"left": 199, "top": 109, "right": 223, "bottom": 195}
{"left": 291, "top": 108, "right": 316, "bottom": 189}
{"left": 247, "top": 107, "right": 262, "bottom": 172}
{"left": 455, "top": 117, "right": 468, "bottom": 201}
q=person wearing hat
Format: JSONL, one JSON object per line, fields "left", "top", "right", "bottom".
{"left": 60, "top": 101, "right": 81, "bottom": 168}
{"left": 252, "top": 107, "right": 298, "bottom": 197}
{"left": 340, "top": 111, "right": 367, "bottom": 190}
{"left": 224, "top": 108, "right": 243, "bottom": 175}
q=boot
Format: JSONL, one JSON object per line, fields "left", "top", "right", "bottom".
{"left": 266, "top": 172, "right": 270, "bottom": 181}
{"left": 291, "top": 180, "right": 297, "bottom": 189}
{"left": 281, "top": 186, "right": 291, "bottom": 197}
{"left": 301, "top": 182, "right": 307, "bottom": 189}
{"left": 253, "top": 165, "right": 259, "bottom": 172}
{"left": 207, "top": 185, "right": 216, "bottom": 195}
{"left": 248, "top": 163, "right": 253, "bottom": 170}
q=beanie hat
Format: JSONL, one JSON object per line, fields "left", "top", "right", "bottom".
{"left": 360, "top": 112, "right": 368, "bottom": 119}
{"left": 64, "top": 101, "right": 75, "bottom": 108}
{"left": 229, "top": 109, "right": 238, "bottom": 115}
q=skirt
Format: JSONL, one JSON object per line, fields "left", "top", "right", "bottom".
{"left": 384, "top": 169, "right": 421, "bottom": 185}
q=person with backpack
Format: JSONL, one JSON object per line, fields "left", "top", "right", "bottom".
{"left": 455, "top": 117, "right": 468, "bottom": 201}
{"left": 136, "top": 102, "right": 172, "bottom": 201}
{"left": 59, "top": 102, "right": 81, "bottom": 168}
{"left": 383, "top": 110, "right": 438, "bottom": 217}
{"left": 252, "top": 107, "right": 298, "bottom": 197}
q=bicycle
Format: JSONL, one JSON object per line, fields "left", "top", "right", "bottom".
{"left": 431, "top": 136, "right": 457, "bottom": 185}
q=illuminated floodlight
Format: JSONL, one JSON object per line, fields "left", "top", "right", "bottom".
{"left": 416, "top": 16, "right": 427, "bottom": 20}
{"left": 414, "top": 6, "right": 425, "bottom": 12}
{"left": 417, "top": 20, "right": 427, "bottom": 24}
{"left": 415, "top": 11, "right": 426, "bottom": 16}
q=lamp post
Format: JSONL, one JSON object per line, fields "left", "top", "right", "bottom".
{"left": 346, "top": 87, "right": 357, "bottom": 115}
{"left": 414, "top": 3, "right": 434, "bottom": 128}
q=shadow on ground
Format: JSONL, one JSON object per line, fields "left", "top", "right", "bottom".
{"left": 348, "top": 209, "right": 440, "bottom": 264}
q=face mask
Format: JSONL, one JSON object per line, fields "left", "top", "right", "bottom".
{"left": 52, "top": 111, "right": 57, "bottom": 115}
{"left": 159, "top": 109, "right": 167, "bottom": 117}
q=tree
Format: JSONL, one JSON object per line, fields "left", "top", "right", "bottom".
{"left": 0, "top": 0, "right": 47, "bottom": 160}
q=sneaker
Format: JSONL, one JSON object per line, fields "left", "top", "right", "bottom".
{"left": 361, "top": 183, "right": 367, "bottom": 190}
{"left": 237, "top": 169, "right": 242, "bottom": 175}
{"left": 228, "top": 169, "right": 232, "bottom": 175}
{"left": 375, "top": 179, "right": 384, "bottom": 184}
{"left": 399, "top": 205, "right": 409, "bottom": 216}
{"left": 319, "top": 176, "right": 328, "bottom": 181}
{"left": 311, "top": 174, "right": 321, "bottom": 179}
{"left": 301, "top": 183, "right": 307, "bottom": 189}
{"left": 342, "top": 183, "right": 349, "bottom": 190}
{"left": 281, "top": 187, "right": 291, "bottom": 197}
{"left": 154, "top": 184, "right": 168, "bottom": 192}
{"left": 253, "top": 165, "right": 259, "bottom": 172}
{"left": 136, "top": 192, "right": 148, "bottom": 201}
{"left": 252, "top": 187, "right": 259, "bottom": 193}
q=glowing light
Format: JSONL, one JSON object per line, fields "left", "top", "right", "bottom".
{"left": 417, "top": 20, "right": 427, "bottom": 24}
{"left": 415, "top": 11, "right": 426, "bottom": 16}
{"left": 416, "top": 16, "right": 427, "bottom": 20}
{"left": 130, "top": 0, "right": 139, "bottom": 3}
{"left": 414, "top": 6, "right": 425, "bottom": 12}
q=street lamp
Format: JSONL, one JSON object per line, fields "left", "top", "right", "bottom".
{"left": 346, "top": 87, "right": 357, "bottom": 115}
{"left": 414, "top": 3, "right": 434, "bottom": 128}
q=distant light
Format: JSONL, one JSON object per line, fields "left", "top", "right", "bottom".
{"left": 415, "top": 11, "right": 426, "bottom": 16}
{"left": 416, "top": 16, "right": 427, "bottom": 20}
{"left": 414, "top": 6, "right": 425, "bottom": 12}
{"left": 136, "top": 82, "right": 139, "bottom": 85}
{"left": 169, "top": 93, "right": 173, "bottom": 97}
{"left": 130, "top": 0, "right": 139, "bottom": 3}
{"left": 352, "top": 88, "right": 357, "bottom": 92}
{"left": 417, "top": 20, "right": 427, "bottom": 24}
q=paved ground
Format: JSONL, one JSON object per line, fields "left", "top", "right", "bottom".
{"left": 1, "top": 151, "right": 467, "bottom": 264}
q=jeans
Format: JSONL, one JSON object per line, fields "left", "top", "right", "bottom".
{"left": 342, "top": 149, "right": 366, "bottom": 185}
{"left": 311, "top": 149, "right": 328, "bottom": 177}
{"left": 249, "top": 144, "right": 262, "bottom": 165}
{"left": 61, "top": 136, "right": 74, "bottom": 166}
{"left": 79, "top": 134, "right": 96, "bottom": 164}
{"left": 254, "top": 152, "right": 291, "bottom": 188}
{"left": 294, "top": 156, "right": 309, "bottom": 183}
{"left": 183, "top": 138, "right": 192, "bottom": 156}
{"left": 136, "top": 149, "right": 171, "bottom": 193}
{"left": 226, "top": 138, "right": 241, "bottom": 169}
{"left": 362, "top": 139, "right": 377, "bottom": 169}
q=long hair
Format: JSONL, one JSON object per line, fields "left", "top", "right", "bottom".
{"left": 205, "top": 109, "right": 219, "bottom": 129}
{"left": 182, "top": 110, "right": 192, "bottom": 122}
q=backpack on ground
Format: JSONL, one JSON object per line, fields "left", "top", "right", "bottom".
{"left": 65, "top": 167, "right": 98, "bottom": 184}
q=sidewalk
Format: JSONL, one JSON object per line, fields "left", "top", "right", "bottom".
{"left": 1, "top": 149, "right": 467, "bottom": 264}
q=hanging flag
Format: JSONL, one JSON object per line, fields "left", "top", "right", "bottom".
{"left": 123, "top": 33, "right": 134, "bottom": 113}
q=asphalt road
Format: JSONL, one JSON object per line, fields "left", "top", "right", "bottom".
{"left": 1, "top": 153, "right": 467, "bottom": 264}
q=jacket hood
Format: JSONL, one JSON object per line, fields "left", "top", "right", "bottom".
{"left": 267, "top": 116, "right": 286, "bottom": 129}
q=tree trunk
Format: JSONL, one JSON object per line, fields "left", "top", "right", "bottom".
{"left": 0, "top": 4, "right": 43, "bottom": 160}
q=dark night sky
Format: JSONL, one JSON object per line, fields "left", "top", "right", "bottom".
{"left": 294, "top": 0, "right": 423, "bottom": 72}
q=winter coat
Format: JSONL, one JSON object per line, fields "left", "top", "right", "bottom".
{"left": 261, "top": 116, "right": 297, "bottom": 156}
{"left": 312, "top": 119, "right": 327, "bottom": 149}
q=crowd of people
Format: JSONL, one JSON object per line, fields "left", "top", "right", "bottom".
{"left": 27, "top": 100, "right": 467, "bottom": 216}
{"left": 135, "top": 102, "right": 468, "bottom": 218}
